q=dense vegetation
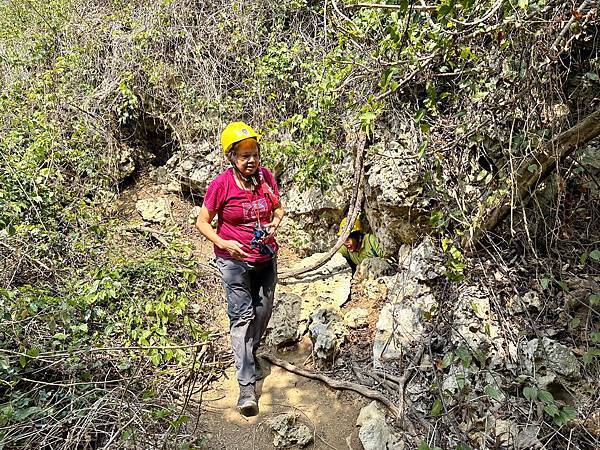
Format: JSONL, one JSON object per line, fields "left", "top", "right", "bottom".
{"left": 1, "top": 0, "right": 598, "bottom": 448}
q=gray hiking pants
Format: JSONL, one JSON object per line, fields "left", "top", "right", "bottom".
{"left": 216, "top": 256, "right": 277, "bottom": 386}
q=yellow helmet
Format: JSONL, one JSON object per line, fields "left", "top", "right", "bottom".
{"left": 338, "top": 217, "right": 362, "bottom": 236}
{"left": 220, "top": 121, "right": 261, "bottom": 155}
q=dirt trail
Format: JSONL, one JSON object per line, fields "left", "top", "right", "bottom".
{"left": 195, "top": 338, "right": 366, "bottom": 450}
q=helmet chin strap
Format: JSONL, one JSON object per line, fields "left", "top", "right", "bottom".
{"left": 231, "top": 162, "right": 259, "bottom": 186}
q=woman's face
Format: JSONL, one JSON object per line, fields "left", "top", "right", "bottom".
{"left": 233, "top": 139, "right": 259, "bottom": 177}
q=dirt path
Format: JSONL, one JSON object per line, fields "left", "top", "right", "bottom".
{"left": 195, "top": 338, "right": 366, "bottom": 450}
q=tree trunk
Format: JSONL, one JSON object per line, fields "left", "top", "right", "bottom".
{"left": 463, "top": 108, "right": 600, "bottom": 248}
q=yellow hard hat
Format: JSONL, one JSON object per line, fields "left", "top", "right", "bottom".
{"left": 220, "top": 121, "right": 261, "bottom": 155}
{"left": 338, "top": 217, "right": 362, "bottom": 236}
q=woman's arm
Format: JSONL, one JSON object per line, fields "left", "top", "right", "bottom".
{"left": 267, "top": 202, "right": 285, "bottom": 236}
{"left": 196, "top": 206, "right": 249, "bottom": 260}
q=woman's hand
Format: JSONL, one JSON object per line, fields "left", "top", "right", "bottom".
{"left": 219, "top": 240, "right": 250, "bottom": 260}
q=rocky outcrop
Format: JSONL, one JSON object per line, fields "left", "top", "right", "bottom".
{"left": 265, "top": 413, "right": 313, "bottom": 448}
{"left": 158, "top": 143, "right": 225, "bottom": 195}
{"left": 135, "top": 197, "right": 172, "bottom": 223}
{"left": 522, "top": 337, "right": 581, "bottom": 380}
{"left": 268, "top": 293, "right": 302, "bottom": 348}
{"left": 356, "top": 401, "right": 402, "bottom": 450}
{"left": 364, "top": 136, "right": 429, "bottom": 256}
{"left": 267, "top": 252, "right": 351, "bottom": 347}
{"left": 354, "top": 257, "right": 395, "bottom": 281}
{"left": 373, "top": 279, "right": 437, "bottom": 367}
{"left": 277, "top": 158, "right": 353, "bottom": 255}
{"left": 308, "top": 307, "right": 347, "bottom": 364}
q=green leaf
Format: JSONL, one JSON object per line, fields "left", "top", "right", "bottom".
{"left": 418, "top": 442, "right": 430, "bottom": 450}
{"left": 442, "top": 351, "right": 454, "bottom": 369}
{"left": 570, "top": 317, "right": 582, "bottom": 329}
{"left": 26, "top": 348, "right": 40, "bottom": 358}
{"left": 456, "top": 373, "right": 466, "bottom": 390}
{"left": 13, "top": 406, "right": 42, "bottom": 421}
{"left": 527, "top": 164, "right": 538, "bottom": 173}
{"left": 590, "top": 294, "right": 600, "bottom": 306}
{"left": 583, "top": 348, "right": 600, "bottom": 364}
{"left": 484, "top": 385, "right": 501, "bottom": 401}
{"left": 456, "top": 346, "right": 472, "bottom": 368}
{"left": 540, "top": 278, "right": 550, "bottom": 290}
{"left": 518, "top": 0, "right": 529, "bottom": 9}
{"left": 523, "top": 386, "right": 538, "bottom": 401}
{"left": 558, "top": 405, "right": 577, "bottom": 424}
{"left": 585, "top": 72, "right": 599, "bottom": 81}
{"left": 415, "top": 108, "right": 426, "bottom": 123}
{"left": 544, "top": 403, "right": 560, "bottom": 417}
{"left": 538, "top": 390, "right": 554, "bottom": 404}
{"left": 430, "top": 398, "right": 443, "bottom": 416}
{"left": 556, "top": 281, "right": 569, "bottom": 292}
{"left": 589, "top": 249, "right": 600, "bottom": 261}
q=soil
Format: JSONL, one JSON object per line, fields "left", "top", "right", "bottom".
{"left": 195, "top": 338, "right": 367, "bottom": 450}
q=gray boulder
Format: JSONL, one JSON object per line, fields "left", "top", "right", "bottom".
{"left": 308, "top": 307, "right": 347, "bottom": 364}
{"left": 268, "top": 293, "right": 302, "bottom": 348}
{"left": 135, "top": 197, "right": 172, "bottom": 223}
{"left": 355, "top": 257, "right": 395, "bottom": 281}
{"left": 522, "top": 337, "right": 581, "bottom": 379}
{"left": 364, "top": 137, "right": 429, "bottom": 255}
{"left": 265, "top": 413, "right": 313, "bottom": 448}
{"left": 344, "top": 308, "right": 369, "bottom": 329}
{"left": 356, "top": 401, "right": 403, "bottom": 450}
{"left": 162, "top": 142, "right": 225, "bottom": 195}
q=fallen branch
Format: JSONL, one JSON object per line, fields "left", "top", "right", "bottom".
{"left": 463, "top": 108, "right": 600, "bottom": 248}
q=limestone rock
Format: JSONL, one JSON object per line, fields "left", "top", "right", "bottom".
{"left": 268, "top": 293, "right": 302, "bottom": 347}
{"left": 514, "top": 425, "right": 542, "bottom": 449}
{"left": 278, "top": 252, "right": 351, "bottom": 322}
{"left": 356, "top": 401, "right": 402, "bottom": 450}
{"left": 135, "top": 197, "right": 171, "bottom": 223}
{"left": 308, "top": 307, "right": 347, "bottom": 364}
{"left": 493, "top": 418, "right": 519, "bottom": 447}
{"left": 522, "top": 337, "right": 581, "bottom": 379}
{"left": 265, "top": 413, "right": 313, "bottom": 448}
{"left": 397, "top": 239, "right": 445, "bottom": 281}
{"left": 508, "top": 290, "right": 541, "bottom": 314}
{"left": 364, "top": 138, "right": 429, "bottom": 255}
{"left": 188, "top": 205, "right": 201, "bottom": 225}
{"left": 162, "top": 143, "right": 225, "bottom": 195}
{"left": 450, "top": 285, "right": 500, "bottom": 355}
{"left": 373, "top": 284, "right": 437, "bottom": 366}
{"left": 354, "top": 257, "right": 395, "bottom": 281}
{"left": 344, "top": 308, "right": 369, "bottom": 329}
{"left": 278, "top": 155, "right": 353, "bottom": 254}
{"left": 118, "top": 148, "right": 136, "bottom": 181}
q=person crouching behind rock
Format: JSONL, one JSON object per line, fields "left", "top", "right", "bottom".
{"left": 196, "top": 121, "right": 284, "bottom": 417}
{"left": 337, "top": 217, "right": 381, "bottom": 274}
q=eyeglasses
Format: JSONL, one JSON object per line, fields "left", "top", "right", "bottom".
{"left": 236, "top": 153, "right": 260, "bottom": 162}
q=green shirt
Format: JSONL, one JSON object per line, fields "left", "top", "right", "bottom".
{"left": 338, "top": 233, "right": 381, "bottom": 266}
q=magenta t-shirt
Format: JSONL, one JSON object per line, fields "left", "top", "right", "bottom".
{"left": 203, "top": 167, "right": 280, "bottom": 263}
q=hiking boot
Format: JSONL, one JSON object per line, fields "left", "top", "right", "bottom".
{"left": 237, "top": 383, "right": 258, "bottom": 416}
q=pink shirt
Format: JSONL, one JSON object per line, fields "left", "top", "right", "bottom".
{"left": 203, "top": 167, "right": 280, "bottom": 263}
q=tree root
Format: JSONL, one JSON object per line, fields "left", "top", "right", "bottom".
{"left": 261, "top": 353, "right": 399, "bottom": 416}
{"left": 262, "top": 353, "right": 429, "bottom": 444}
